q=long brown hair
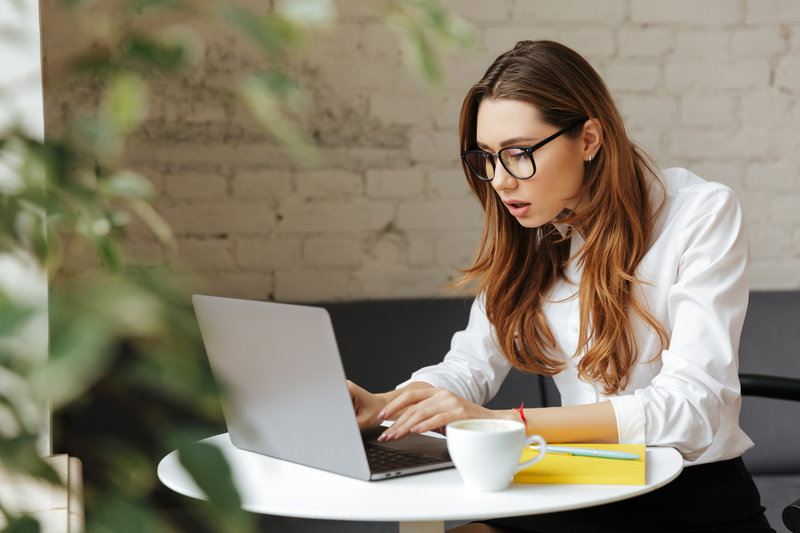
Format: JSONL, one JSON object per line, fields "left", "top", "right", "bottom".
{"left": 455, "top": 40, "right": 668, "bottom": 394}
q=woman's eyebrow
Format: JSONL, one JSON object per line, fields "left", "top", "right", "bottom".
{"left": 476, "top": 136, "right": 538, "bottom": 151}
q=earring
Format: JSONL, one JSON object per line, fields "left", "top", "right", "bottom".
{"left": 587, "top": 154, "right": 592, "bottom": 163}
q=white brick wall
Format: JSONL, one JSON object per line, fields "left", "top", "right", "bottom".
{"left": 42, "top": 0, "right": 800, "bottom": 300}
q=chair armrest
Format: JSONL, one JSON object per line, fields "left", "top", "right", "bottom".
{"left": 739, "top": 373, "right": 800, "bottom": 402}
{"left": 785, "top": 496, "right": 800, "bottom": 533}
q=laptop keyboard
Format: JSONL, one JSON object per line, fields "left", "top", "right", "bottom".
{"left": 365, "top": 443, "right": 444, "bottom": 472}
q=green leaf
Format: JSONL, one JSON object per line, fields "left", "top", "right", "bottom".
{"left": 103, "top": 72, "right": 149, "bottom": 136}
{"left": 86, "top": 494, "right": 168, "bottom": 533}
{"left": 177, "top": 441, "right": 241, "bottom": 512}
{"left": 126, "top": 0, "right": 183, "bottom": 15}
{"left": 0, "top": 301, "right": 37, "bottom": 338}
{"left": 254, "top": 70, "right": 302, "bottom": 101}
{"left": 238, "top": 75, "right": 316, "bottom": 163}
{"left": 221, "top": 6, "right": 307, "bottom": 58}
{"left": 0, "top": 434, "right": 63, "bottom": 486}
{"left": 36, "top": 311, "right": 116, "bottom": 408}
{"left": 383, "top": 0, "right": 475, "bottom": 88}
{"left": 4, "top": 515, "right": 41, "bottom": 533}
{"left": 0, "top": 394, "right": 34, "bottom": 439}
{"left": 102, "top": 443, "right": 159, "bottom": 497}
{"left": 99, "top": 171, "right": 155, "bottom": 200}
{"left": 407, "top": 29, "right": 442, "bottom": 87}
{"left": 122, "top": 35, "right": 189, "bottom": 73}
{"left": 95, "top": 236, "right": 124, "bottom": 271}
{"left": 408, "top": 0, "right": 475, "bottom": 47}
{"left": 128, "top": 198, "right": 174, "bottom": 245}
{"left": 275, "top": 0, "right": 336, "bottom": 27}
{"left": 175, "top": 436, "right": 257, "bottom": 533}
{"left": 72, "top": 115, "right": 122, "bottom": 158}
{"left": 63, "top": 0, "right": 95, "bottom": 8}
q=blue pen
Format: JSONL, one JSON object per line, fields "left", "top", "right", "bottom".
{"left": 531, "top": 445, "right": 641, "bottom": 460}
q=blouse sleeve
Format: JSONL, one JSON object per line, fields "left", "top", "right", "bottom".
{"left": 609, "top": 185, "right": 749, "bottom": 461}
{"left": 396, "top": 297, "right": 512, "bottom": 405}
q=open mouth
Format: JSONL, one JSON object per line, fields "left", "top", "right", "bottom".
{"left": 504, "top": 201, "right": 531, "bottom": 216}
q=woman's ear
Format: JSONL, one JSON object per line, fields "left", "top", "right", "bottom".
{"left": 581, "top": 118, "right": 603, "bottom": 161}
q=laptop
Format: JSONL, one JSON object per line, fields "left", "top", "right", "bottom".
{"left": 192, "top": 294, "right": 453, "bottom": 481}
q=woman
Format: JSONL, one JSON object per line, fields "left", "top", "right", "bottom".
{"left": 348, "top": 40, "right": 772, "bottom": 531}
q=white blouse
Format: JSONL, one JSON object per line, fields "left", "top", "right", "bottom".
{"left": 400, "top": 168, "right": 753, "bottom": 465}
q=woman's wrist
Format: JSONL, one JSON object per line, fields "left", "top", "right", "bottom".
{"left": 504, "top": 404, "right": 533, "bottom": 434}
{"left": 499, "top": 408, "right": 524, "bottom": 423}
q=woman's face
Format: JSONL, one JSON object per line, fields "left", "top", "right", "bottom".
{"left": 475, "top": 98, "right": 587, "bottom": 228}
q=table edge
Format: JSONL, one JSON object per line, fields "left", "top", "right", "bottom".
{"left": 157, "top": 433, "right": 685, "bottom": 522}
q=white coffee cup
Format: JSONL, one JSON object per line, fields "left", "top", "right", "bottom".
{"left": 446, "top": 418, "right": 546, "bottom": 492}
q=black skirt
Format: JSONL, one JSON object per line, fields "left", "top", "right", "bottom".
{"left": 480, "top": 457, "right": 775, "bottom": 532}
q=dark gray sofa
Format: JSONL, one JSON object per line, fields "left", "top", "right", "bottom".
{"left": 320, "top": 290, "right": 800, "bottom": 532}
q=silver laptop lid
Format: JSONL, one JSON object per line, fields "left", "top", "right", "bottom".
{"left": 192, "top": 294, "right": 372, "bottom": 480}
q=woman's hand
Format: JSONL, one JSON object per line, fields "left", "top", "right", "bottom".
{"left": 347, "top": 380, "right": 388, "bottom": 430}
{"left": 376, "top": 386, "right": 512, "bottom": 442}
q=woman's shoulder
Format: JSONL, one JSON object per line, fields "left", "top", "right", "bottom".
{"left": 649, "top": 168, "right": 743, "bottom": 241}
{"left": 657, "top": 167, "right": 740, "bottom": 216}
{"left": 660, "top": 167, "right": 735, "bottom": 197}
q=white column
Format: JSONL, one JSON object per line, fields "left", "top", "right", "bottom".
{"left": 0, "top": 0, "right": 45, "bottom": 139}
{"left": 0, "top": 0, "right": 50, "bottom": 456}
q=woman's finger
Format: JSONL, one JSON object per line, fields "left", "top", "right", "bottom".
{"left": 379, "top": 403, "right": 435, "bottom": 440}
{"left": 379, "top": 390, "right": 466, "bottom": 440}
{"left": 378, "top": 387, "right": 436, "bottom": 421}
{"left": 409, "top": 411, "right": 455, "bottom": 435}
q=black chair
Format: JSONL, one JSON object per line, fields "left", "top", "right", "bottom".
{"left": 740, "top": 373, "right": 800, "bottom": 532}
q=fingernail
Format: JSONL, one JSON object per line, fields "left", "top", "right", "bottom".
{"left": 410, "top": 425, "right": 420, "bottom": 433}
{"left": 377, "top": 410, "right": 386, "bottom": 420}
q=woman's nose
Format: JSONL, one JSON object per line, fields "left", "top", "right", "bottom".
{"left": 491, "top": 164, "right": 518, "bottom": 193}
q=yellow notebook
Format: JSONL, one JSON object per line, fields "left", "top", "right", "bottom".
{"left": 513, "top": 443, "right": 646, "bottom": 485}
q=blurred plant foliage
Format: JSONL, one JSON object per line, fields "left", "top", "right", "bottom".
{"left": 0, "top": 0, "right": 473, "bottom": 531}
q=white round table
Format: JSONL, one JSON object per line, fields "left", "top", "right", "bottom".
{"left": 158, "top": 433, "right": 684, "bottom": 533}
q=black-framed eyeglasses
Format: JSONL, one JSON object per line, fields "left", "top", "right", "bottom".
{"left": 460, "top": 119, "right": 586, "bottom": 181}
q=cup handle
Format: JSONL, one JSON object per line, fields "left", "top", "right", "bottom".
{"left": 515, "top": 434, "right": 547, "bottom": 473}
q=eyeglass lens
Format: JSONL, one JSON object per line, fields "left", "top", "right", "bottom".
{"left": 464, "top": 148, "right": 535, "bottom": 181}
{"left": 500, "top": 148, "right": 534, "bottom": 179}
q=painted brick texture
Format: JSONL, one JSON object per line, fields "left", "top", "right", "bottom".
{"left": 41, "top": 0, "right": 800, "bottom": 301}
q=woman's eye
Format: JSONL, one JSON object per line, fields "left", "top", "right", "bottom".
{"left": 502, "top": 148, "right": 529, "bottom": 167}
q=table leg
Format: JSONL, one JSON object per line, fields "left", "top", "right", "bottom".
{"left": 398, "top": 520, "right": 445, "bottom": 533}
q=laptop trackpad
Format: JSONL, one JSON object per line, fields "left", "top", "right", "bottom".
{"left": 361, "top": 426, "right": 451, "bottom": 460}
